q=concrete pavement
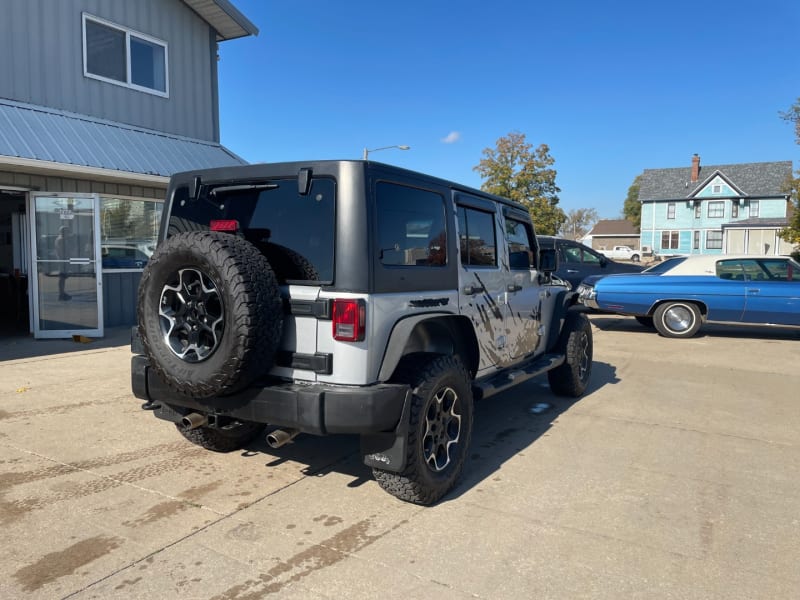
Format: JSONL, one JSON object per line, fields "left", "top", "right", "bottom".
{"left": 1, "top": 319, "right": 798, "bottom": 599}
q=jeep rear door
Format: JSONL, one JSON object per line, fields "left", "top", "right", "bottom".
{"left": 455, "top": 194, "right": 511, "bottom": 371}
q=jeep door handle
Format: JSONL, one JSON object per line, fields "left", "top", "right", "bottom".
{"left": 463, "top": 284, "right": 485, "bottom": 295}
{"left": 566, "top": 269, "right": 579, "bottom": 274}
{"left": 506, "top": 284, "right": 522, "bottom": 293}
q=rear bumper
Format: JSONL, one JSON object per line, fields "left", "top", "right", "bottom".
{"left": 131, "top": 355, "right": 409, "bottom": 436}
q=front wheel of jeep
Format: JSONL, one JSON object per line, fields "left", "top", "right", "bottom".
{"left": 373, "top": 355, "right": 474, "bottom": 505}
{"left": 547, "top": 311, "right": 593, "bottom": 397}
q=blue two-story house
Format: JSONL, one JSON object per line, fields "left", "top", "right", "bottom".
{"left": 638, "top": 155, "right": 794, "bottom": 257}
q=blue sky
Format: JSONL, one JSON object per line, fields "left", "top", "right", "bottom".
{"left": 218, "top": 0, "right": 799, "bottom": 219}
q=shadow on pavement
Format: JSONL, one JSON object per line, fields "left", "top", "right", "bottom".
{"left": 229, "top": 360, "right": 620, "bottom": 503}
{"left": 445, "top": 360, "right": 618, "bottom": 503}
{"left": 0, "top": 327, "right": 133, "bottom": 362}
{"left": 590, "top": 315, "right": 800, "bottom": 341}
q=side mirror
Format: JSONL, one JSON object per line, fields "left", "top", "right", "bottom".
{"left": 539, "top": 247, "right": 558, "bottom": 273}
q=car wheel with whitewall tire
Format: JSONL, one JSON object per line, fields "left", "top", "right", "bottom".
{"left": 373, "top": 354, "right": 474, "bottom": 505}
{"left": 653, "top": 301, "right": 703, "bottom": 338}
{"left": 176, "top": 420, "right": 266, "bottom": 452}
{"left": 137, "top": 231, "right": 283, "bottom": 399}
{"left": 547, "top": 311, "right": 593, "bottom": 397}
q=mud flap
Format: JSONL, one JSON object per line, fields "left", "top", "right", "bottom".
{"left": 360, "top": 389, "right": 413, "bottom": 473}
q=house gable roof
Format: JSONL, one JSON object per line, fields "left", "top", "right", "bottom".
{"left": 638, "top": 160, "right": 792, "bottom": 202}
{"left": 181, "top": 0, "right": 258, "bottom": 41}
{"left": 688, "top": 170, "right": 746, "bottom": 198}
{"left": 588, "top": 219, "right": 639, "bottom": 236}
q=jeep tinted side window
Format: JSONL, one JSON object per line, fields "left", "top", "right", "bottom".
{"left": 376, "top": 182, "right": 446, "bottom": 267}
{"left": 458, "top": 206, "right": 496, "bottom": 266}
{"left": 506, "top": 219, "right": 534, "bottom": 269}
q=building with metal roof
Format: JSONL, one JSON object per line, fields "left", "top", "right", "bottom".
{"left": 0, "top": 99, "right": 246, "bottom": 183}
{"left": 0, "top": 0, "right": 257, "bottom": 339}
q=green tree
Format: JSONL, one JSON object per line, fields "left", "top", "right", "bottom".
{"left": 622, "top": 174, "right": 642, "bottom": 230}
{"left": 780, "top": 98, "right": 800, "bottom": 255}
{"left": 560, "top": 208, "right": 599, "bottom": 240}
{"left": 473, "top": 132, "right": 566, "bottom": 235}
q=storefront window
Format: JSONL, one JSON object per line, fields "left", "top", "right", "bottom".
{"left": 100, "top": 198, "right": 162, "bottom": 270}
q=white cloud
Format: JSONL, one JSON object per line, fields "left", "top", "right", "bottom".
{"left": 441, "top": 131, "right": 461, "bottom": 144}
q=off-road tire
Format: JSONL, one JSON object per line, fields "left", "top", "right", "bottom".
{"left": 177, "top": 421, "right": 265, "bottom": 452}
{"left": 138, "top": 231, "right": 283, "bottom": 398}
{"left": 631, "top": 254, "right": 641, "bottom": 262}
{"left": 547, "top": 311, "right": 593, "bottom": 397}
{"left": 653, "top": 301, "right": 702, "bottom": 338}
{"left": 373, "top": 354, "right": 474, "bottom": 505}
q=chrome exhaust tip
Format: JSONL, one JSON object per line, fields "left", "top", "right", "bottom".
{"left": 266, "top": 428, "right": 300, "bottom": 449}
{"left": 181, "top": 412, "right": 208, "bottom": 430}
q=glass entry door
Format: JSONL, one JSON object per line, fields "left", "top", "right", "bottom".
{"left": 29, "top": 194, "right": 103, "bottom": 338}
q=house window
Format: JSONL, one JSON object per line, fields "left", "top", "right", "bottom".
{"left": 83, "top": 14, "right": 168, "bottom": 96}
{"left": 708, "top": 201, "right": 724, "bottom": 218}
{"left": 667, "top": 203, "right": 676, "bottom": 219}
{"left": 693, "top": 230, "right": 700, "bottom": 250}
{"left": 749, "top": 200, "right": 760, "bottom": 217}
{"left": 694, "top": 202, "right": 702, "bottom": 218}
{"left": 712, "top": 184, "right": 722, "bottom": 194}
{"left": 731, "top": 202, "right": 739, "bottom": 218}
{"left": 706, "top": 230, "right": 723, "bottom": 249}
{"left": 661, "top": 231, "right": 679, "bottom": 250}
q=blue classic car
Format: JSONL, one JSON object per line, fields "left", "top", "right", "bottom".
{"left": 577, "top": 255, "right": 800, "bottom": 338}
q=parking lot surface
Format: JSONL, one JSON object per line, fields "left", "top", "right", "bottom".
{"left": 1, "top": 317, "right": 798, "bottom": 599}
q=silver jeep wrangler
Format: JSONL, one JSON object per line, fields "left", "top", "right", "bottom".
{"left": 131, "top": 160, "right": 592, "bottom": 505}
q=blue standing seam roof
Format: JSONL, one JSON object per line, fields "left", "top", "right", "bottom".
{"left": 0, "top": 100, "right": 247, "bottom": 178}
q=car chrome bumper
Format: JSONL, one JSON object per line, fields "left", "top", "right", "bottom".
{"left": 576, "top": 284, "right": 599, "bottom": 309}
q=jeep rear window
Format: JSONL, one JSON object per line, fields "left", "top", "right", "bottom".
{"left": 169, "top": 177, "right": 335, "bottom": 283}
{"left": 376, "top": 182, "right": 446, "bottom": 267}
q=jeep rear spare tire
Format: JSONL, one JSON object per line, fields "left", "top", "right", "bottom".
{"left": 138, "top": 231, "right": 283, "bottom": 398}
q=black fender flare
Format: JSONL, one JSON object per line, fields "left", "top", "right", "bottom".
{"left": 377, "top": 313, "right": 477, "bottom": 382}
{"left": 546, "top": 289, "right": 581, "bottom": 353}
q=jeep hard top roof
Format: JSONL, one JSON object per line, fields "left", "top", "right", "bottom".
{"left": 168, "top": 159, "right": 530, "bottom": 214}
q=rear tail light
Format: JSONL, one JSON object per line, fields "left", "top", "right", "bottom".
{"left": 210, "top": 219, "right": 239, "bottom": 232}
{"left": 332, "top": 299, "right": 366, "bottom": 342}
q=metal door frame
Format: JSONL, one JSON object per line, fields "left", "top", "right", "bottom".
{"left": 28, "top": 192, "right": 104, "bottom": 339}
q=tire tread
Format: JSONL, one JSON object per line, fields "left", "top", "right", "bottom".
{"left": 373, "top": 354, "right": 473, "bottom": 505}
{"left": 138, "top": 231, "right": 282, "bottom": 398}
